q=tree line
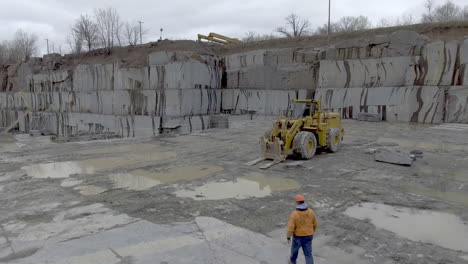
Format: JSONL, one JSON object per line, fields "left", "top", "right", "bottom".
{"left": 0, "top": 7, "right": 147, "bottom": 64}
{"left": 245, "top": 0, "right": 468, "bottom": 41}
{"left": 0, "top": 30, "right": 38, "bottom": 65}
{"left": 68, "top": 7, "right": 148, "bottom": 54}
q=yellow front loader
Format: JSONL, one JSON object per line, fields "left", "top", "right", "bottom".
{"left": 246, "top": 100, "right": 345, "bottom": 169}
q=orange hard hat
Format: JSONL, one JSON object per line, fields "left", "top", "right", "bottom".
{"left": 295, "top": 194, "right": 305, "bottom": 202}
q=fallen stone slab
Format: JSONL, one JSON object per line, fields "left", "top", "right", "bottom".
{"left": 357, "top": 113, "right": 381, "bottom": 122}
{"left": 374, "top": 150, "right": 413, "bottom": 166}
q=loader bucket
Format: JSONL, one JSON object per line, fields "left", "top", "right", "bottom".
{"left": 260, "top": 137, "right": 286, "bottom": 161}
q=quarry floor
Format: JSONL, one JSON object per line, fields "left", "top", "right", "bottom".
{"left": 1, "top": 119, "right": 468, "bottom": 264}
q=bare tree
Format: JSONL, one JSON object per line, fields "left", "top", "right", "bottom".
{"left": 377, "top": 18, "right": 393, "bottom": 28}
{"left": 316, "top": 23, "right": 339, "bottom": 35}
{"left": 72, "top": 14, "right": 99, "bottom": 51}
{"left": 463, "top": 6, "right": 468, "bottom": 20}
{"left": 422, "top": 0, "right": 435, "bottom": 23}
{"left": 336, "top": 16, "right": 371, "bottom": 32}
{"left": 276, "top": 14, "right": 310, "bottom": 38}
{"left": 242, "top": 31, "right": 277, "bottom": 42}
{"left": 66, "top": 31, "right": 83, "bottom": 54}
{"left": 432, "top": 1, "right": 462, "bottom": 22}
{"left": 123, "top": 22, "right": 139, "bottom": 46}
{"left": 12, "top": 30, "right": 38, "bottom": 60}
{"left": 94, "top": 7, "right": 123, "bottom": 49}
{"left": 49, "top": 43, "right": 63, "bottom": 55}
{"left": 396, "top": 14, "right": 414, "bottom": 26}
{"left": 0, "top": 41, "right": 8, "bottom": 64}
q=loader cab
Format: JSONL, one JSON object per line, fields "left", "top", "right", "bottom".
{"left": 291, "top": 100, "right": 319, "bottom": 118}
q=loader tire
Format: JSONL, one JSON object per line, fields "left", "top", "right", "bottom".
{"left": 327, "top": 128, "right": 341, "bottom": 153}
{"left": 293, "top": 131, "right": 317, "bottom": 160}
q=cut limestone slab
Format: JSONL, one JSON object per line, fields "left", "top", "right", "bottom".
{"left": 374, "top": 150, "right": 413, "bottom": 166}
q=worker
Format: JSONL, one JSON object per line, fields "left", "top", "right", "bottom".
{"left": 286, "top": 194, "right": 318, "bottom": 264}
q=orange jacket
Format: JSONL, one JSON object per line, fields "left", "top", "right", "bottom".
{"left": 287, "top": 207, "right": 318, "bottom": 238}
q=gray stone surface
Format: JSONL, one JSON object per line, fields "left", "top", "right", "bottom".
{"left": 8, "top": 213, "right": 315, "bottom": 264}
{"left": 374, "top": 150, "right": 413, "bottom": 166}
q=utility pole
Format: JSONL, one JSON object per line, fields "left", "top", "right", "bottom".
{"left": 45, "top": 38, "right": 50, "bottom": 54}
{"left": 160, "top": 28, "right": 163, "bottom": 41}
{"left": 138, "top": 21, "right": 144, "bottom": 45}
{"left": 327, "top": 0, "right": 331, "bottom": 47}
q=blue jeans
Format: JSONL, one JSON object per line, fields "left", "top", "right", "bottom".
{"left": 290, "top": 235, "right": 314, "bottom": 264}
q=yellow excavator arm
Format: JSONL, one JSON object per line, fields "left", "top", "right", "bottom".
{"left": 198, "top": 33, "right": 242, "bottom": 45}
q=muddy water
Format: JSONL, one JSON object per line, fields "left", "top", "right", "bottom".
{"left": 404, "top": 185, "right": 468, "bottom": 207}
{"left": 22, "top": 152, "right": 176, "bottom": 179}
{"left": 344, "top": 202, "right": 468, "bottom": 252}
{"left": 22, "top": 161, "right": 95, "bottom": 179}
{"left": 175, "top": 172, "right": 299, "bottom": 200}
{"left": 109, "top": 166, "right": 224, "bottom": 191}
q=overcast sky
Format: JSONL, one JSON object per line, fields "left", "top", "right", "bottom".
{"left": 0, "top": 0, "right": 466, "bottom": 55}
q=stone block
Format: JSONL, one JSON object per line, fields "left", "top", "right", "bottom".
{"left": 408, "top": 41, "right": 458, "bottom": 86}
{"left": 315, "top": 86, "right": 445, "bottom": 123}
{"left": 150, "top": 61, "right": 221, "bottom": 89}
{"left": 446, "top": 86, "right": 468, "bottom": 123}
{"left": 227, "top": 65, "right": 316, "bottom": 90}
{"left": 374, "top": 150, "right": 413, "bottom": 166}
{"left": 73, "top": 64, "right": 115, "bottom": 92}
{"left": 226, "top": 50, "right": 266, "bottom": 70}
{"left": 222, "top": 89, "right": 308, "bottom": 115}
{"left": 115, "top": 67, "right": 150, "bottom": 90}
{"left": 357, "top": 113, "right": 381, "bottom": 122}
{"left": 319, "top": 57, "right": 415, "bottom": 89}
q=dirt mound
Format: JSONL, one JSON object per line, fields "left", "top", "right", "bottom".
{"left": 224, "top": 21, "right": 468, "bottom": 54}
{"left": 61, "top": 39, "right": 227, "bottom": 68}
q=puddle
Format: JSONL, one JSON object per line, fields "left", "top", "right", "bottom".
{"left": 109, "top": 166, "right": 224, "bottom": 191}
{"left": 22, "top": 152, "right": 176, "bottom": 179}
{"left": 344, "top": 202, "right": 468, "bottom": 252}
{"left": 404, "top": 185, "right": 468, "bottom": 207}
{"left": 22, "top": 162, "right": 95, "bottom": 179}
{"left": 242, "top": 172, "right": 300, "bottom": 191}
{"left": 74, "top": 185, "right": 108, "bottom": 196}
{"left": 174, "top": 172, "right": 299, "bottom": 200}
{"left": 76, "top": 143, "right": 157, "bottom": 155}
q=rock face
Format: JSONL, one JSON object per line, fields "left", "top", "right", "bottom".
{"left": 1, "top": 31, "right": 468, "bottom": 137}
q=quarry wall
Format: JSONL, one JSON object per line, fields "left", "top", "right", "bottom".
{"left": 1, "top": 30, "right": 468, "bottom": 137}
